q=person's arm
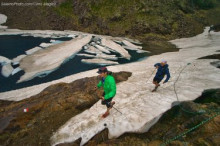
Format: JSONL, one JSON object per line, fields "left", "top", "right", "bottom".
{"left": 164, "top": 68, "right": 170, "bottom": 83}
{"left": 154, "top": 63, "right": 160, "bottom": 68}
{"left": 104, "top": 77, "right": 116, "bottom": 100}
{"left": 97, "top": 81, "right": 103, "bottom": 88}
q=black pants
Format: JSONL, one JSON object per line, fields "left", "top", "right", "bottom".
{"left": 101, "top": 92, "right": 113, "bottom": 108}
{"left": 153, "top": 77, "right": 162, "bottom": 83}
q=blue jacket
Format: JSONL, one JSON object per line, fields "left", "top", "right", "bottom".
{"left": 154, "top": 63, "right": 170, "bottom": 83}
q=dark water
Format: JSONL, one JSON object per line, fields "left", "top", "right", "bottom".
{"left": 0, "top": 35, "right": 148, "bottom": 92}
{"left": 0, "top": 35, "right": 72, "bottom": 59}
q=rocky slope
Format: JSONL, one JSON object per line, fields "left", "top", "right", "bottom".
{"left": 1, "top": 0, "right": 220, "bottom": 55}
{"left": 0, "top": 71, "right": 132, "bottom": 146}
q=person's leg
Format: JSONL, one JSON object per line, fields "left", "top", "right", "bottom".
{"left": 105, "top": 101, "right": 115, "bottom": 114}
{"left": 102, "top": 107, "right": 110, "bottom": 118}
{"left": 152, "top": 78, "right": 161, "bottom": 92}
{"left": 101, "top": 99, "right": 109, "bottom": 113}
{"left": 155, "top": 81, "right": 160, "bottom": 87}
{"left": 105, "top": 99, "right": 112, "bottom": 113}
{"left": 153, "top": 77, "right": 160, "bottom": 86}
{"left": 106, "top": 107, "right": 111, "bottom": 114}
{"left": 153, "top": 81, "right": 159, "bottom": 86}
{"left": 102, "top": 98, "right": 114, "bottom": 117}
{"left": 101, "top": 100, "right": 106, "bottom": 105}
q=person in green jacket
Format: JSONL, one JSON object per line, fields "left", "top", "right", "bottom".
{"left": 96, "top": 67, "right": 116, "bottom": 118}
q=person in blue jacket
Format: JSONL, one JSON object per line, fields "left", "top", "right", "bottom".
{"left": 152, "top": 60, "right": 170, "bottom": 92}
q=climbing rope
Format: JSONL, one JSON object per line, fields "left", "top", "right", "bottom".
{"left": 146, "top": 68, "right": 156, "bottom": 84}
{"left": 173, "top": 63, "right": 206, "bottom": 115}
{"left": 161, "top": 111, "right": 220, "bottom": 146}
{"left": 160, "top": 62, "right": 220, "bottom": 145}
{"left": 173, "top": 63, "right": 189, "bottom": 101}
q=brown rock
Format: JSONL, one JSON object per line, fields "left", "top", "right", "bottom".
{"left": 148, "top": 140, "right": 162, "bottom": 146}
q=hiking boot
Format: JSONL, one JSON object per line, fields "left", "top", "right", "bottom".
{"left": 152, "top": 89, "right": 156, "bottom": 92}
{"left": 102, "top": 112, "right": 109, "bottom": 118}
{"left": 110, "top": 101, "right": 115, "bottom": 108}
{"left": 152, "top": 86, "right": 159, "bottom": 92}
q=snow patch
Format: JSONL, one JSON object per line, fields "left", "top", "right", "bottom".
{"left": 0, "top": 14, "right": 8, "bottom": 29}
{"left": 84, "top": 46, "right": 102, "bottom": 54}
{"left": 39, "top": 43, "right": 53, "bottom": 48}
{"left": 67, "top": 34, "right": 77, "bottom": 38}
{"left": 76, "top": 53, "right": 96, "bottom": 58}
{"left": 0, "top": 14, "right": 7, "bottom": 24}
{"left": 11, "top": 67, "right": 22, "bottom": 75}
{"left": 12, "top": 54, "right": 26, "bottom": 66}
{"left": 122, "top": 40, "right": 142, "bottom": 49}
{"left": 0, "top": 56, "right": 11, "bottom": 65}
{"left": 52, "top": 40, "right": 64, "bottom": 45}
{"left": 25, "top": 47, "right": 42, "bottom": 55}
{"left": 101, "top": 38, "right": 131, "bottom": 60}
{"left": 95, "top": 45, "right": 111, "bottom": 54}
{"left": 81, "top": 58, "right": 119, "bottom": 65}
{"left": 96, "top": 54, "right": 118, "bottom": 60}
{"left": 1, "top": 63, "right": 13, "bottom": 77}
{"left": 123, "top": 37, "right": 142, "bottom": 45}
{"left": 77, "top": 53, "right": 118, "bottom": 61}
{"left": 17, "top": 35, "right": 92, "bottom": 83}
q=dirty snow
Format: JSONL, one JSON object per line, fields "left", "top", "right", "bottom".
{"left": 50, "top": 28, "right": 220, "bottom": 146}
{"left": 81, "top": 58, "right": 119, "bottom": 65}
{"left": 17, "top": 35, "right": 92, "bottom": 83}
{"left": 1, "top": 28, "right": 219, "bottom": 146}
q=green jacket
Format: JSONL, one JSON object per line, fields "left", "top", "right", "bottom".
{"left": 97, "top": 75, "right": 116, "bottom": 100}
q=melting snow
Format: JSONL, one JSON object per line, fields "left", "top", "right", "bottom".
{"left": 17, "top": 35, "right": 92, "bottom": 83}
{"left": 25, "top": 47, "right": 42, "bottom": 55}
{"left": 0, "top": 56, "right": 11, "bottom": 65}
{"left": 101, "top": 38, "right": 131, "bottom": 59}
{"left": 50, "top": 28, "right": 220, "bottom": 146}
{"left": 81, "top": 58, "right": 119, "bottom": 65}
{"left": 0, "top": 14, "right": 7, "bottom": 29}
{"left": 1, "top": 63, "right": 13, "bottom": 77}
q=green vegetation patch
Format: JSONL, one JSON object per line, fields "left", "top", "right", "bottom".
{"left": 54, "top": 0, "right": 74, "bottom": 17}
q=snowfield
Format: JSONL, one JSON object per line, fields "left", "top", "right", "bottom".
{"left": 0, "top": 26, "right": 219, "bottom": 146}
{"left": 50, "top": 28, "right": 220, "bottom": 146}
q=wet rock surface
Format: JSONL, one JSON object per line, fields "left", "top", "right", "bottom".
{"left": 198, "top": 54, "right": 220, "bottom": 60}
{"left": 0, "top": 71, "right": 132, "bottom": 146}
{"left": 210, "top": 61, "right": 220, "bottom": 69}
{"left": 198, "top": 53, "right": 220, "bottom": 69}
